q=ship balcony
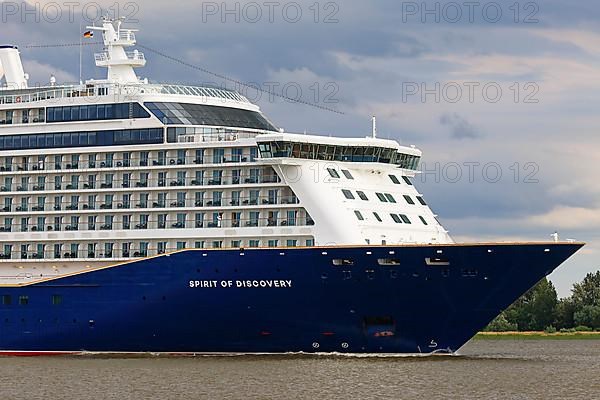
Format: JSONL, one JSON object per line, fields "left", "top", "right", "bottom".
{"left": 94, "top": 51, "right": 146, "bottom": 67}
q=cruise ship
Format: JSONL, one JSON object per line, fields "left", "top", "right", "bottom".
{"left": 0, "top": 18, "right": 583, "bottom": 355}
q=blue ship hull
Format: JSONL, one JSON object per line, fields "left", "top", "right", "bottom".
{"left": 0, "top": 243, "right": 583, "bottom": 354}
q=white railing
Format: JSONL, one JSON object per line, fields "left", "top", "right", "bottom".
{"left": 118, "top": 30, "right": 136, "bottom": 42}
{"left": 156, "top": 84, "right": 247, "bottom": 102}
{"left": 126, "top": 51, "right": 145, "bottom": 62}
{"left": 0, "top": 85, "right": 99, "bottom": 105}
{"left": 116, "top": 83, "right": 249, "bottom": 103}
{"left": 94, "top": 51, "right": 146, "bottom": 63}
{"left": 0, "top": 83, "right": 249, "bottom": 105}
{"left": 176, "top": 130, "right": 260, "bottom": 143}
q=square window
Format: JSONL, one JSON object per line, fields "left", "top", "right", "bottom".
{"left": 384, "top": 194, "right": 396, "bottom": 203}
{"left": 1, "top": 295, "right": 11, "bottom": 305}
{"left": 357, "top": 191, "right": 369, "bottom": 201}
{"left": 342, "top": 189, "right": 355, "bottom": 200}
{"left": 389, "top": 175, "right": 401, "bottom": 184}
{"left": 341, "top": 170, "right": 354, "bottom": 179}
{"left": 327, "top": 168, "right": 340, "bottom": 179}
{"left": 52, "top": 294, "right": 62, "bottom": 305}
{"left": 19, "top": 295, "right": 28, "bottom": 305}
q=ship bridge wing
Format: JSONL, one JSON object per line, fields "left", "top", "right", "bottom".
{"left": 256, "top": 133, "right": 421, "bottom": 170}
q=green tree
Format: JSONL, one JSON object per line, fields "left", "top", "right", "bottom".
{"left": 554, "top": 298, "right": 576, "bottom": 329}
{"left": 504, "top": 278, "right": 558, "bottom": 331}
{"left": 484, "top": 312, "right": 518, "bottom": 332}
{"left": 574, "top": 305, "right": 600, "bottom": 330}
{"left": 571, "top": 271, "right": 600, "bottom": 308}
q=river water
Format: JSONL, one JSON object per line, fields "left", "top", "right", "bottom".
{"left": 0, "top": 340, "right": 598, "bottom": 400}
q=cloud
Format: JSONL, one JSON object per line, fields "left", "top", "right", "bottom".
{"left": 22, "top": 60, "right": 77, "bottom": 85}
{"left": 526, "top": 206, "right": 600, "bottom": 231}
{"left": 530, "top": 29, "right": 600, "bottom": 57}
{"left": 439, "top": 113, "right": 482, "bottom": 139}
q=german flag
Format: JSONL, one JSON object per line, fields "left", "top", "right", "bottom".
{"left": 83, "top": 31, "right": 94, "bottom": 38}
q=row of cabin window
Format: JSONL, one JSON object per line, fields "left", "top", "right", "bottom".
{"left": 1, "top": 239, "right": 317, "bottom": 260}
{"left": 0, "top": 128, "right": 164, "bottom": 151}
{"left": 0, "top": 294, "right": 61, "bottom": 306}
{"left": 0, "top": 148, "right": 259, "bottom": 171}
{"left": 1, "top": 188, "right": 295, "bottom": 209}
{"left": 342, "top": 189, "right": 426, "bottom": 206}
{"left": 354, "top": 210, "right": 428, "bottom": 226}
{"left": 46, "top": 103, "right": 150, "bottom": 123}
{"left": 0, "top": 209, "right": 307, "bottom": 233}
{"left": 326, "top": 168, "right": 354, "bottom": 180}
{"left": 0, "top": 168, "right": 279, "bottom": 192}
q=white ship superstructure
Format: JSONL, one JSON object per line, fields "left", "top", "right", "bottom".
{"left": 0, "top": 18, "right": 451, "bottom": 286}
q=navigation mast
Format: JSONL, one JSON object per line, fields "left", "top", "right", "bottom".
{"left": 87, "top": 17, "right": 146, "bottom": 84}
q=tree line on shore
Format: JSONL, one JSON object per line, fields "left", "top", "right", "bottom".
{"left": 485, "top": 271, "right": 600, "bottom": 332}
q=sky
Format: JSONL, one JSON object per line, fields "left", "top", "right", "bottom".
{"left": 2, "top": 0, "right": 599, "bottom": 297}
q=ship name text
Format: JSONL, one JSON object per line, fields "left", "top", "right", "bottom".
{"left": 189, "top": 280, "right": 293, "bottom": 288}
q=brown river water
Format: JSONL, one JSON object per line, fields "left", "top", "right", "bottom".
{"left": 0, "top": 339, "right": 598, "bottom": 400}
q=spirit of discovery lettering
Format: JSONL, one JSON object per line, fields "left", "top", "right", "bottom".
{"left": 189, "top": 279, "right": 293, "bottom": 288}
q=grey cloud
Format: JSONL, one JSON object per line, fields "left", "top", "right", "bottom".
{"left": 439, "top": 113, "right": 483, "bottom": 139}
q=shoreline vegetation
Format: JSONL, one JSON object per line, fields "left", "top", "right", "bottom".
{"left": 475, "top": 331, "right": 600, "bottom": 340}
{"left": 483, "top": 272, "right": 600, "bottom": 334}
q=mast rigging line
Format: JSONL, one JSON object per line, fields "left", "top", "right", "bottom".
{"left": 22, "top": 41, "right": 345, "bottom": 115}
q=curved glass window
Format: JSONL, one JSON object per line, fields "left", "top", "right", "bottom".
{"left": 145, "top": 102, "right": 277, "bottom": 131}
{"left": 257, "top": 141, "right": 421, "bottom": 170}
